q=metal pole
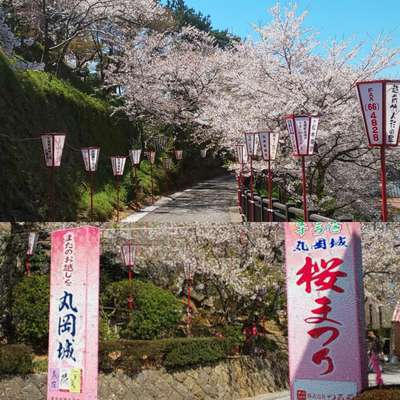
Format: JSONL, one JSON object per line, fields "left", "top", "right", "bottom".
{"left": 50, "top": 167, "right": 55, "bottom": 221}
{"left": 380, "top": 146, "right": 388, "bottom": 222}
{"left": 187, "top": 280, "right": 192, "bottom": 336}
{"left": 150, "top": 162, "right": 154, "bottom": 205}
{"left": 301, "top": 156, "right": 308, "bottom": 222}
{"left": 90, "top": 172, "right": 94, "bottom": 221}
{"left": 25, "top": 255, "right": 31, "bottom": 276}
{"left": 128, "top": 265, "right": 133, "bottom": 310}
{"left": 116, "top": 176, "right": 120, "bottom": 223}
{"left": 250, "top": 157, "right": 254, "bottom": 222}
{"left": 268, "top": 159, "right": 273, "bottom": 222}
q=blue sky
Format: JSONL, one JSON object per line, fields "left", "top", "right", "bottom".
{"left": 183, "top": 0, "right": 400, "bottom": 74}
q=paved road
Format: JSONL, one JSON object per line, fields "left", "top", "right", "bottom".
{"left": 123, "top": 174, "right": 240, "bottom": 224}
{"left": 244, "top": 365, "right": 400, "bottom": 400}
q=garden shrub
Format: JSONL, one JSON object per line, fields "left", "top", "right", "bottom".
{"left": 100, "top": 337, "right": 236, "bottom": 375}
{"left": 0, "top": 345, "right": 33, "bottom": 375}
{"left": 163, "top": 337, "right": 231, "bottom": 369}
{"left": 101, "top": 280, "right": 183, "bottom": 340}
{"left": 354, "top": 387, "right": 400, "bottom": 399}
{"left": 11, "top": 275, "right": 49, "bottom": 350}
{"left": 221, "top": 324, "right": 245, "bottom": 347}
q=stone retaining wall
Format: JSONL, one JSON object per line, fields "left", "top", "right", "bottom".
{"left": 0, "top": 355, "right": 288, "bottom": 400}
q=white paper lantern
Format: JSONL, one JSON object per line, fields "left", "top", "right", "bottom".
{"left": 41, "top": 133, "right": 66, "bottom": 167}
{"left": 81, "top": 147, "right": 100, "bottom": 172}
{"left": 356, "top": 80, "right": 400, "bottom": 146}
{"left": 258, "top": 132, "right": 280, "bottom": 161}
{"left": 129, "top": 149, "right": 142, "bottom": 166}
{"left": 121, "top": 242, "right": 136, "bottom": 267}
{"left": 285, "top": 115, "right": 319, "bottom": 156}
{"left": 110, "top": 156, "right": 127, "bottom": 176}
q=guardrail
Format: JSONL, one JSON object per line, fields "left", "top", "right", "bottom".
{"left": 239, "top": 189, "right": 353, "bottom": 222}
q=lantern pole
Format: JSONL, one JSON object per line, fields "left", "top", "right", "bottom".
{"left": 89, "top": 171, "right": 94, "bottom": 221}
{"left": 116, "top": 175, "right": 120, "bottom": 223}
{"left": 380, "top": 144, "right": 388, "bottom": 222}
{"left": 25, "top": 255, "right": 31, "bottom": 276}
{"left": 50, "top": 136, "right": 55, "bottom": 220}
{"left": 267, "top": 159, "right": 273, "bottom": 222}
{"left": 150, "top": 161, "right": 154, "bottom": 205}
{"left": 187, "top": 279, "right": 192, "bottom": 335}
{"left": 249, "top": 156, "right": 254, "bottom": 222}
{"left": 301, "top": 155, "right": 308, "bottom": 222}
{"left": 128, "top": 261, "right": 134, "bottom": 310}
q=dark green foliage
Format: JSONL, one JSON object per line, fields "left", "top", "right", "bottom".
{"left": 163, "top": 336, "right": 232, "bottom": 369}
{"left": 221, "top": 324, "right": 245, "bottom": 347}
{"left": 11, "top": 275, "right": 49, "bottom": 350}
{"left": 0, "top": 50, "right": 132, "bottom": 221}
{"left": 100, "top": 337, "right": 236, "bottom": 375}
{"left": 0, "top": 344, "right": 33, "bottom": 375}
{"left": 165, "top": 0, "right": 240, "bottom": 48}
{"left": 102, "top": 280, "right": 183, "bottom": 340}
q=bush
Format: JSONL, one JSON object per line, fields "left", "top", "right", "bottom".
{"left": 100, "top": 337, "right": 236, "bottom": 375}
{"left": 102, "top": 280, "right": 183, "bottom": 340}
{"left": 0, "top": 345, "right": 33, "bottom": 375}
{"left": 164, "top": 337, "right": 231, "bottom": 369}
{"left": 354, "top": 387, "right": 400, "bottom": 399}
{"left": 221, "top": 324, "right": 245, "bottom": 347}
{"left": 11, "top": 275, "right": 49, "bottom": 350}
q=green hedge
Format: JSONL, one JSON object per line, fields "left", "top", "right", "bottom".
{"left": 0, "top": 345, "right": 33, "bottom": 375}
{"left": 100, "top": 337, "right": 236, "bottom": 375}
{"left": 11, "top": 275, "right": 50, "bottom": 350}
{"left": 102, "top": 280, "right": 183, "bottom": 340}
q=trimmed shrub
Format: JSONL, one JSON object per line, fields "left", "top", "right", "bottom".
{"left": 0, "top": 345, "right": 33, "bottom": 375}
{"left": 11, "top": 275, "right": 49, "bottom": 350}
{"left": 100, "top": 337, "right": 236, "bottom": 376}
{"left": 354, "top": 387, "right": 400, "bottom": 399}
{"left": 164, "top": 337, "right": 231, "bottom": 369}
{"left": 102, "top": 280, "right": 183, "bottom": 340}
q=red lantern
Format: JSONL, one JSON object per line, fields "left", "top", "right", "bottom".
{"left": 258, "top": 132, "right": 280, "bottom": 222}
{"left": 285, "top": 115, "right": 320, "bottom": 222}
{"left": 356, "top": 80, "right": 400, "bottom": 221}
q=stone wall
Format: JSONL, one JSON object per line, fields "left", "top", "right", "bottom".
{"left": 0, "top": 355, "right": 288, "bottom": 400}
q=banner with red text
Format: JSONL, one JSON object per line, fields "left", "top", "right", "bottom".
{"left": 285, "top": 222, "right": 368, "bottom": 400}
{"left": 47, "top": 226, "right": 100, "bottom": 400}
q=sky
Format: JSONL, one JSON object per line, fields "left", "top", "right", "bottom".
{"left": 183, "top": 0, "right": 400, "bottom": 74}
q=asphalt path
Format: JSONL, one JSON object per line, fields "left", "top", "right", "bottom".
{"left": 122, "top": 174, "right": 240, "bottom": 224}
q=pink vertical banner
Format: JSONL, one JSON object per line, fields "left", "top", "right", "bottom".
{"left": 47, "top": 226, "right": 100, "bottom": 400}
{"left": 284, "top": 223, "right": 368, "bottom": 400}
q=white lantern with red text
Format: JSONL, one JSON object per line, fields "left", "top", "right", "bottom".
{"left": 244, "top": 132, "right": 259, "bottom": 158}
{"left": 236, "top": 144, "right": 248, "bottom": 164}
{"left": 110, "top": 156, "right": 127, "bottom": 176}
{"left": 285, "top": 115, "right": 319, "bottom": 156}
{"left": 356, "top": 80, "right": 400, "bottom": 147}
{"left": 175, "top": 149, "right": 183, "bottom": 160}
{"left": 163, "top": 158, "right": 173, "bottom": 170}
{"left": 27, "top": 232, "right": 39, "bottom": 256}
{"left": 121, "top": 242, "right": 136, "bottom": 267}
{"left": 258, "top": 132, "right": 280, "bottom": 161}
{"left": 41, "top": 133, "right": 66, "bottom": 167}
{"left": 81, "top": 147, "right": 100, "bottom": 172}
{"left": 146, "top": 151, "right": 156, "bottom": 164}
{"left": 200, "top": 149, "right": 207, "bottom": 158}
{"left": 129, "top": 149, "right": 142, "bottom": 166}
